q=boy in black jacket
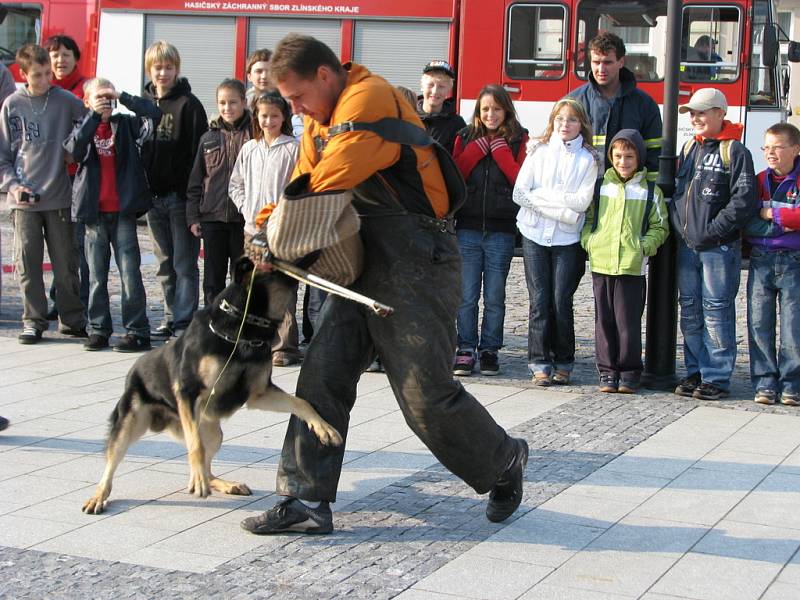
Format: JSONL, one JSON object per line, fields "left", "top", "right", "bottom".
{"left": 670, "top": 88, "right": 757, "bottom": 401}
{"left": 142, "top": 41, "right": 208, "bottom": 338}
{"left": 65, "top": 78, "right": 162, "bottom": 352}
{"left": 186, "top": 79, "right": 250, "bottom": 306}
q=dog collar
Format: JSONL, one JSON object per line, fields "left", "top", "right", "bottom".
{"left": 208, "top": 322, "right": 268, "bottom": 349}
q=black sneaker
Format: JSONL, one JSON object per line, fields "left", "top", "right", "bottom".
{"left": 18, "top": 327, "right": 42, "bottom": 345}
{"left": 599, "top": 372, "right": 618, "bottom": 393}
{"left": 0, "top": 416, "right": 9, "bottom": 432}
{"left": 113, "top": 334, "right": 151, "bottom": 353}
{"left": 453, "top": 351, "right": 475, "bottom": 376}
{"left": 151, "top": 324, "right": 173, "bottom": 338}
{"left": 61, "top": 326, "right": 88, "bottom": 338}
{"left": 693, "top": 382, "right": 729, "bottom": 401}
{"left": 84, "top": 334, "right": 109, "bottom": 351}
{"left": 240, "top": 497, "right": 333, "bottom": 535}
{"left": 674, "top": 372, "right": 701, "bottom": 397}
{"left": 486, "top": 438, "right": 529, "bottom": 523}
{"left": 479, "top": 351, "right": 499, "bottom": 376}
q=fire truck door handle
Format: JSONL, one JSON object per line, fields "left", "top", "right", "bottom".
{"left": 503, "top": 84, "right": 520, "bottom": 93}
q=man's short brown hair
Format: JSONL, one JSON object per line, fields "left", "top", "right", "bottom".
{"left": 246, "top": 49, "right": 272, "bottom": 74}
{"left": 588, "top": 31, "right": 626, "bottom": 59}
{"left": 16, "top": 44, "right": 49, "bottom": 74}
{"left": 270, "top": 34, "right": 343, "bottom": 82}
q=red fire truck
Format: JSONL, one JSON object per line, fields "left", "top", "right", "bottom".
{"left": 0, "top": 0, "right": 791, "bottom": 169}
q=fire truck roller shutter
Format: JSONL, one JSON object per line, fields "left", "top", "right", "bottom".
{"left": 144, "top": 15, "right": 236, "bottom": 118}
{"left": 248, "top": 18, "right": 342, "bottom": 58}
{"left": 352, "top": 21, "right": 450, "bottom": 91}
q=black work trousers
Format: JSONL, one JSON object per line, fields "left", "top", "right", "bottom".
{"left": 201, "top": 221, "right": 244, "bottom": 307}
{"left": 592, "top": 273, "right": 646, "bottom": 382}
{"left": 276, "top": 211, "right": 516, "bottom": 502}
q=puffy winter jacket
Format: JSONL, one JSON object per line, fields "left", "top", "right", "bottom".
{"left": 186, "top": 113, "right": 251, "bottom": 225}
{"left": 581, "top": 167, "right": 669, "bottom": 276}
{"left": 568, "top": 68, "right": 662, "bottom": 178}
{"left": 65, "top": 92, "right": 162, "bottom": 224}
{"left": 744, "top": 157, "right": 800, "bottom": 251}
{"left": 670, "top": 121, "right": 758, "bottom": 250}
{"left": 453, "top": 129, "right": 528, "bottom": 233}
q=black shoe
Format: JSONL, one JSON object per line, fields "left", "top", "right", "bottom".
{"left": 240, "top": 498, "right": 333, "bottom": 535}
{"left": 61, "top": 326, "right": 88, "bottom": 338}
{"left": 674, "top": 372, "right": 701, "bottom": 397}
{"left": 84, "top": 334, "right": 109, "bottom": 351}
{"left": 113, "top": 334, "right": 151, "bottom": 353}
{"left": 486, "top": 438, "right": 529, "bottom": 523}
{"left": 151, "top": 324, "right": 173, "bottom": 338}
{"left": 46, "top": 307, "right": 58, "bottom": 321}
{"left": 0, "top": 416, "right": 9, "bottom": 432}
{"left": 479, "top": 351, "right": 499, "bottom": 376}
{"left": 18, "top": 327, "right": 42, "bottom": 345}
{"left": 693, "top": 382, "right": 729, "bottom": 401}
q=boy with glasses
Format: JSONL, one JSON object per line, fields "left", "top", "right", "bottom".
{"left": 743, "top": 123, "right": 800, "bottom": 405}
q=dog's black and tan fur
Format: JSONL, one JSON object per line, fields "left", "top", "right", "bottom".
{"left": 83, "top": 258, "right": 342, "bottom": 514}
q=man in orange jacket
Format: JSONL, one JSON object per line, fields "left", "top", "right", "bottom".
{"left": 240, "top": 34, "right": 528, "bottom": 535}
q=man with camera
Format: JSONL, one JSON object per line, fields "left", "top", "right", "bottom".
{"left": 0, "top": 44, "right": 88, "bottom": 344}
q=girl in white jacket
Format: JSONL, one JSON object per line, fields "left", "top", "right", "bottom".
{"left": 229, "top": 92, "right": 300, "bottom": 365}
{"left": 512, "top": 97, "right": 598, "bottom": 387}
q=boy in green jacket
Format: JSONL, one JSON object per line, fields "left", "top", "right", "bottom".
{"left": 581, "top": 129, "right": 669, "bottom": 393}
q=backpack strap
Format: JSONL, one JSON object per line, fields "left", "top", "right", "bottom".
{"left": 641, "top": 180, "right": 655, "bottom": 237}
{"left": 590, "top": 178, "right": 603, "bottom": 233}
{"left": 719, "top": 139, "right": 732, "bottom": 169}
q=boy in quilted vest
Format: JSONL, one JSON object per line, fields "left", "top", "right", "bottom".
{"left": 581, "top": 130, "right": 668, "bottom": 393}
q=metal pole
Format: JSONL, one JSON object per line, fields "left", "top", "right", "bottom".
{"left": 642, "top": 0, "right": 681, "bottom": 389}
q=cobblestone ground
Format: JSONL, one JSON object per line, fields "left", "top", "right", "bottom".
{"left": 1, "top": 209, "right": 798, "bottom": 598}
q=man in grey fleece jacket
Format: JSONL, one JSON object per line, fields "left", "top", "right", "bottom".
{"left": 0, "top": 44, "right": 88, "bottom": 343}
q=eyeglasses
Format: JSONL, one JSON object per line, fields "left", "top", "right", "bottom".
{"left": 554, "top": 117, "right": 580, "bottom": 125}
{"left": 761, "top": 145, "right": 793, "bottom": 153}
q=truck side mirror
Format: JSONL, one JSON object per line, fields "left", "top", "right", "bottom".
{"left": 763, "top": 24, "right": 778, "bottom": 68}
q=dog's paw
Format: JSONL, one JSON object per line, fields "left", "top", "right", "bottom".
{"left": 187, "top": 471, "right": 211, "bottom": 498}
{"left": 310, "top": 421, "right": 343, "bottom": 447}
{"left": 82, "top": 495, "right": 107, "bottom": 515}
{"left": 210, "top": 478, "right": 252, "bottom": 496}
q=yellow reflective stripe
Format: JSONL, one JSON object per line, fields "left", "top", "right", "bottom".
{"left": 592, "top": 135, "right": 606, "bottom": 146}
{"left": 645, "top": 138, "right": 662, "bottom": 148}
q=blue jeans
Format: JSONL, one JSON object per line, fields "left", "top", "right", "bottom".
{"left": 85, "top": 213, "right": 149, "bottom": 338}
{"left": 747, "top": 247, "right": 800, "bottom": 395}
{"left": 677, "top": 238, "right": 741, "bottom": 390}
{"left": 522, "top": 237, "right": 585, "bottom": 375}
{"left": 146, "top": 193, "right": 200, "bottom": 331}
{"left": 456, "top": 229, "right": 516, "bottom": 354}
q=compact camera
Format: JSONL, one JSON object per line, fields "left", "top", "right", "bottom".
{"left": 19, "top": 190, "right": 40, "bottom": 203}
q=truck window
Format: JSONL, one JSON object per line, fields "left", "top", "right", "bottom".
{"left": 0, "top": 5, "right": 41, "bottom": 65}
{"left": 576, "top": 0, "right": 666, "bottom": 81}
{"left": 505, "top": 3, "right": 567, "bottom": 79}
{"left": 680, "top": 6, "right": 741, "bottom": 83}
{"left": 748, "top": 0, "right": 779, "bottom": 108}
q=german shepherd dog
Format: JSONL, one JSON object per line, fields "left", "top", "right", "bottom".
{"left": 82, "top": 257, "right": 342, "bottom": 514}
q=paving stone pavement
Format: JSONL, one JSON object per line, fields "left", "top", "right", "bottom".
{"left": 1, "top": 210, "right": 800, "bottom": 599}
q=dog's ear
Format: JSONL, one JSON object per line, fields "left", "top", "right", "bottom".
{"left": 234, "top": 256, "right": 255, "bottom": 284}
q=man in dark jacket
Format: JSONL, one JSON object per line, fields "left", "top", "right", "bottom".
{"left": 417, "top": 60, "right": 466, "bottom": 154}
{"left": 568, "top": 32, "right": 662, "bottom": 179}
{"left": 65, "top": 78, "right": 161, "bottom": 353}
{"left": 142, "top": 41, "right": 208, "bottom": 338}
{"left": 670, "top": 88, "right": 757, "bottom": 401}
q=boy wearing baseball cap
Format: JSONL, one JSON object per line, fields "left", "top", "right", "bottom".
{"left": 417, "top": 60, "right": 465, "bottom": 153}
{"left": 670, "top": 88, "right": 758, "bottom": 401}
